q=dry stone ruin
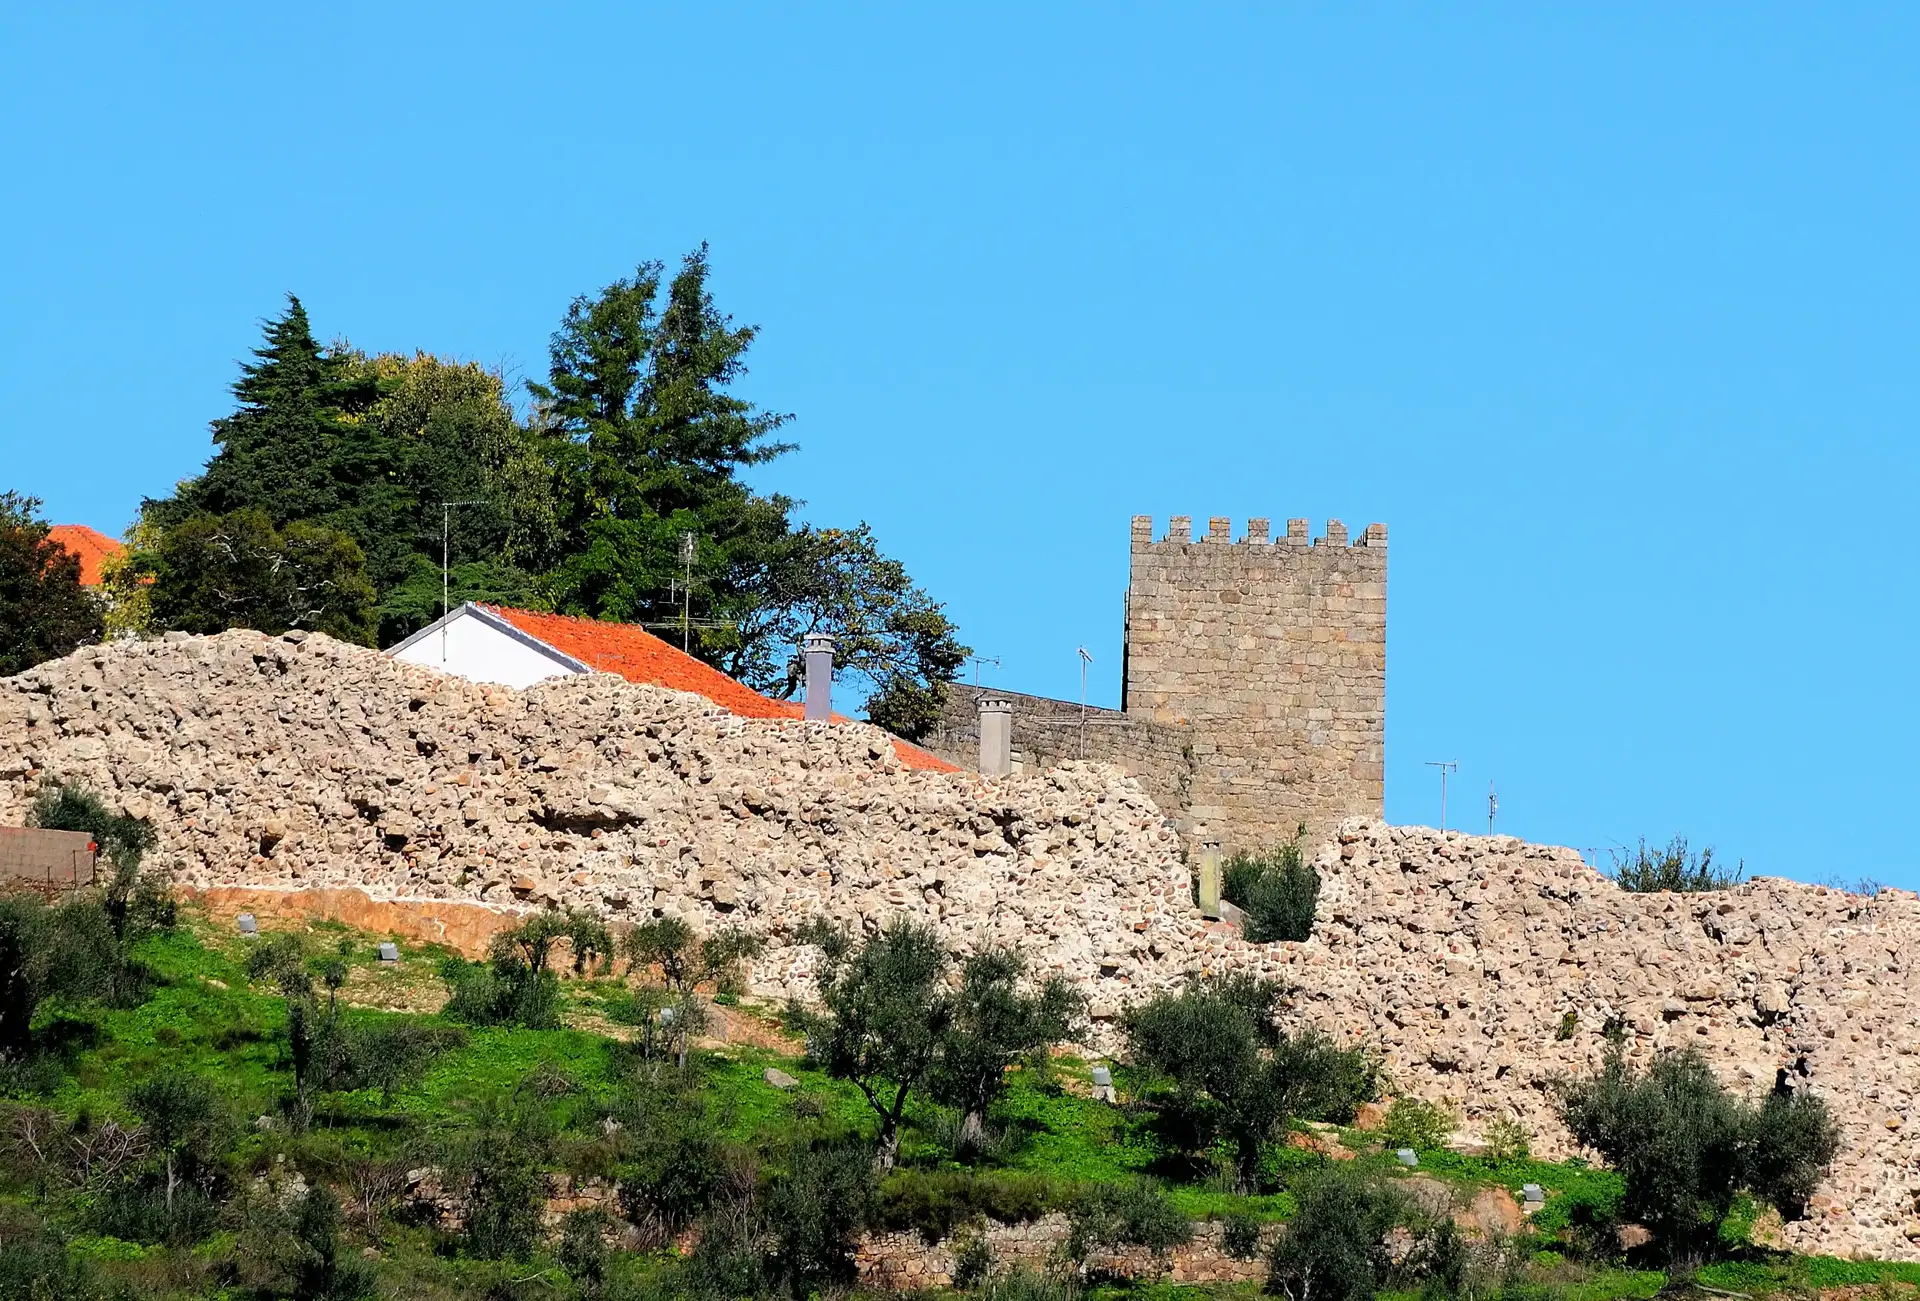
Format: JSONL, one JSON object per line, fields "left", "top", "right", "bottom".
{"left": 3, "top": 630, "right": 1918, "bottom": 1259}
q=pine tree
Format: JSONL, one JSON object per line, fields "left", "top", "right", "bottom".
{"left": 148, "top": 295, "right": 377, "bottom": 531}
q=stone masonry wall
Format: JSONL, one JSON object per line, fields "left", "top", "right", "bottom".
{"left": 1124, "top": 515, "right": 1387, "bottom": 852}
{"left": 923, "top": 684, "right": 1195, "bottom": 822}
{"left": 4, "top": 634, "right": 1919, "bottom": 1260}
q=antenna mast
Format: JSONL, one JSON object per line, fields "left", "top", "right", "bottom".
{"left": 1424, "top": 760, "right": 1459, "bottom": 831}
{"left": 1076, "top": 647, "right": 1094, "bottom": 759}
{"left": 678, "top": 531, "right": 696, "bottom": 651}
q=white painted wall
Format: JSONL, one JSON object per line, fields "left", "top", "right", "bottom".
{"left": 390, "top": 610, "right": 578, "bottom": 690}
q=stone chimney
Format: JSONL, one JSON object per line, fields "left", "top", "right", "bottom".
{"left": 978, "top": 697, "right": 1013, "bottom": 777}
{"left": 802, "top": 633, "right": 835, "bottom": 722}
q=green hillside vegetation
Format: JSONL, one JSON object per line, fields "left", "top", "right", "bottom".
{"left": 0, "top": 861, "right": 1892, "bottom": 1301}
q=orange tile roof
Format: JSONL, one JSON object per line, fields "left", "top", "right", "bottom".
{"left": 480, "top": 605, "right": 957, "bottom": 772}
{"left": 46, "top": 525, "right": 124, "bottom": 586}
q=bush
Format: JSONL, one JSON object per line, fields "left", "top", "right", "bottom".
{"left": 952, "top": 1232, "right": 994, "bottom": 1288}
{"left": 439, "top": 952, "right": 560, "bottom": 1029}
{"left": 1267, "top": 1166, "right": 1408, "bottom": 1301}
{"left": 1484, "top": 1115, "right": 1532, "bottom": 1163}
{"left": 1222, "top": 830, "right": 1319, "bottom": 942}
{"left": 1064, "top": 1180, "right": 1191, "bottom": 1264}
{"left": 1381, "top": 1095, "right": 1455, "bottom": 1151}
{"left": 761, "top": 1142, "right": 877, "bottom": 1296}
{"left": 875, "top": 1168, "right": 1055, "bottom": 1242}
{"left": 1612, "top": 837, "right": 1742, "bottom": 893}
{"left": 1221, "top": 1210, "right": 1264, "bottom": 1260}
{"left": 1556, "top": 1047, "right": 1838, "bottom": 1261}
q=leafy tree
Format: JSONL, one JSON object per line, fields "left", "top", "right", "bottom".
{"left": 126, "top": 1073, "right": 224, "bottom": 1219}
{"left": 725, "top": 524, "right": 968, "bottom": 739}
{"left": 528, "top": 250, "right": 965, "bottom": 735}
{"left": 456, "top": 1091, "right": 552, "bottom": 1260}
{"left": 144, "top": 300, "right": 558, "bottom": 645}
{"left": 289, "top": 1185, "right": 378, "bottom": 1301}
{"left": 0, "top": 491, "right": 102, "bottom": 675}
{"left": 27, "top": 781, "right": 169, "bottom": 1005}
{"left": 1222, "top": 828, "right": 1319, "bottom": 942}
{"left": 791, "top": 917, "right": 954, "bottom": 1171}
{"left": 143, "top": 508, "right": 376, "bottom": 644}
{"left": 1123, "top": 974, "right": 1377, "bottom": 1192}
{"left": 930, "top": 947, "right": 1084, "bottom": 1160}
{"left": 439, "top": 912, "right": 574, "bottom": 1029}
{"left": 1267, "top": 1165, "right": 1410, "bottom": 1301}
{"left": 0, "top": 890, "right": 152, "bottom": 1059}
{"left": 1557, "top": 1047, "right": 1839, "bottom": 1261}
{"left": 1613, "top": 836, "right": 1743, "bottom": 893}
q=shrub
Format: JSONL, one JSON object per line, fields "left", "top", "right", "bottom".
{"left": 1221, "top": 1210, "right": 1264, "bottom": 1260}
{"left": 439, "top": 951, "right": 560, "bottom": 1030}
{"left": 1064, "top": 1180, "right": 1191, "bottom": 1264}
{"left": 1612, "top": 837, "right": 1742, "bottom": 893}
{"left": 1556, "top": 1047, "right": 1839, "bottom": 1261}
{"left": 1267, "top": 1166, "right": 1408, "bottom": 1301}
{"left": 953, "top": 1232, "right": 994, "bottom": 1288}
{"left": 1484, "top": 1115, "right": 1532, "bottom": 1163}
{"left": 876, "top": 1169, "right": 1055, "bottom": 1241}
{"left": 1222, "top": 829, "right": 1319, "bottom": 942}
{"left": 761, "top": 1142, "right": 877, "bottom": 1296}
{"left": 1381, "top": 1095, "right": 1455, "bottom": 1152}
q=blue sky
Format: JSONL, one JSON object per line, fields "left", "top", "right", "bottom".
{"left": 3, "top": 4, "right": 1915, "bottom": 886}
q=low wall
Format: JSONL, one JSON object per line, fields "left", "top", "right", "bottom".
{"left": 858, "top": 1215, "right": 1270, "bottom": 1290}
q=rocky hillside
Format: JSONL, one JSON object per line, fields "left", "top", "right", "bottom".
{"left": 3, "top": 632, "right": 1917, "bottom": 1259}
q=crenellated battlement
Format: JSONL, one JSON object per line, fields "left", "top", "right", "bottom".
{"left": 1130, "top": 514, "right": 1387, "bottom": 550}
{"left": 1123, "top": 510, "right": 1387, "bottom": 852}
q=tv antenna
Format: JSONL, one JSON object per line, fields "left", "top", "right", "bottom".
{"left": 440, "top": 501, "right": 486, "bottom": 662}
{"left": 1424, "top": 760, "right": 1459, "bottom": 831}
{"left": 1487, "top": 781, "right": 1499, "bottom": 835}
{"left": 677, "top": 531, "right": 696, "bottom": 651}
{"left": 1076, "top": 647, "right": 1094, "bottom": 759}
{"left": 967, "top": 654, "right": 1001, "bottom": 688}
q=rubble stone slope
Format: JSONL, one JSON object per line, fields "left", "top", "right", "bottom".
{"left": 3, "top": 633, "right": 1918, "bottom": 1259}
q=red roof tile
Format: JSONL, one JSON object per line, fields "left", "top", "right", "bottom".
{"left": 480, "top": 606, "right": 957, "bottom": 772}
{"left": 46, "top": 525, "right": 123, "bottom": 586}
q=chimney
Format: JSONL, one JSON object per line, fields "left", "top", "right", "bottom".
{"left": 978, "top": 696, "right": 1013, "bottom": 777}
{"left": 802, "top": 633, "right": 835, "bottom": 721}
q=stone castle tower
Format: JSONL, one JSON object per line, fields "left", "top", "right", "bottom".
{"left": 1122, "top": 515, "right": 1386, "bottom": 850}
{"left": 926, "top": 513, "right": 1386, "bottom": 852}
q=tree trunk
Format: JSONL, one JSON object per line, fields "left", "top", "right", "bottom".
{"left": 874, "top": 1122, "right": 901, "bottom": 1173}
{"left": 956, "top": 1108, "right": 988, "bottom": 1160}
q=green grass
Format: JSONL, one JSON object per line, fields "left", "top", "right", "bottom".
{"left": 10, "top": 911, "right": 1918, "bottom": 1301}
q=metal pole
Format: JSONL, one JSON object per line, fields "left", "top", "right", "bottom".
{"left": 1076, "top": 647, "right": 1093, "bottom": 760}
{"left": 1488, "top": 782, "right": 1498, "bottom": 835}
{"left": 679, "top": 531, "right": 696, "bottom": 651}
{"left": 1424, "top": 760, "right": 1458, "bottom": 831}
